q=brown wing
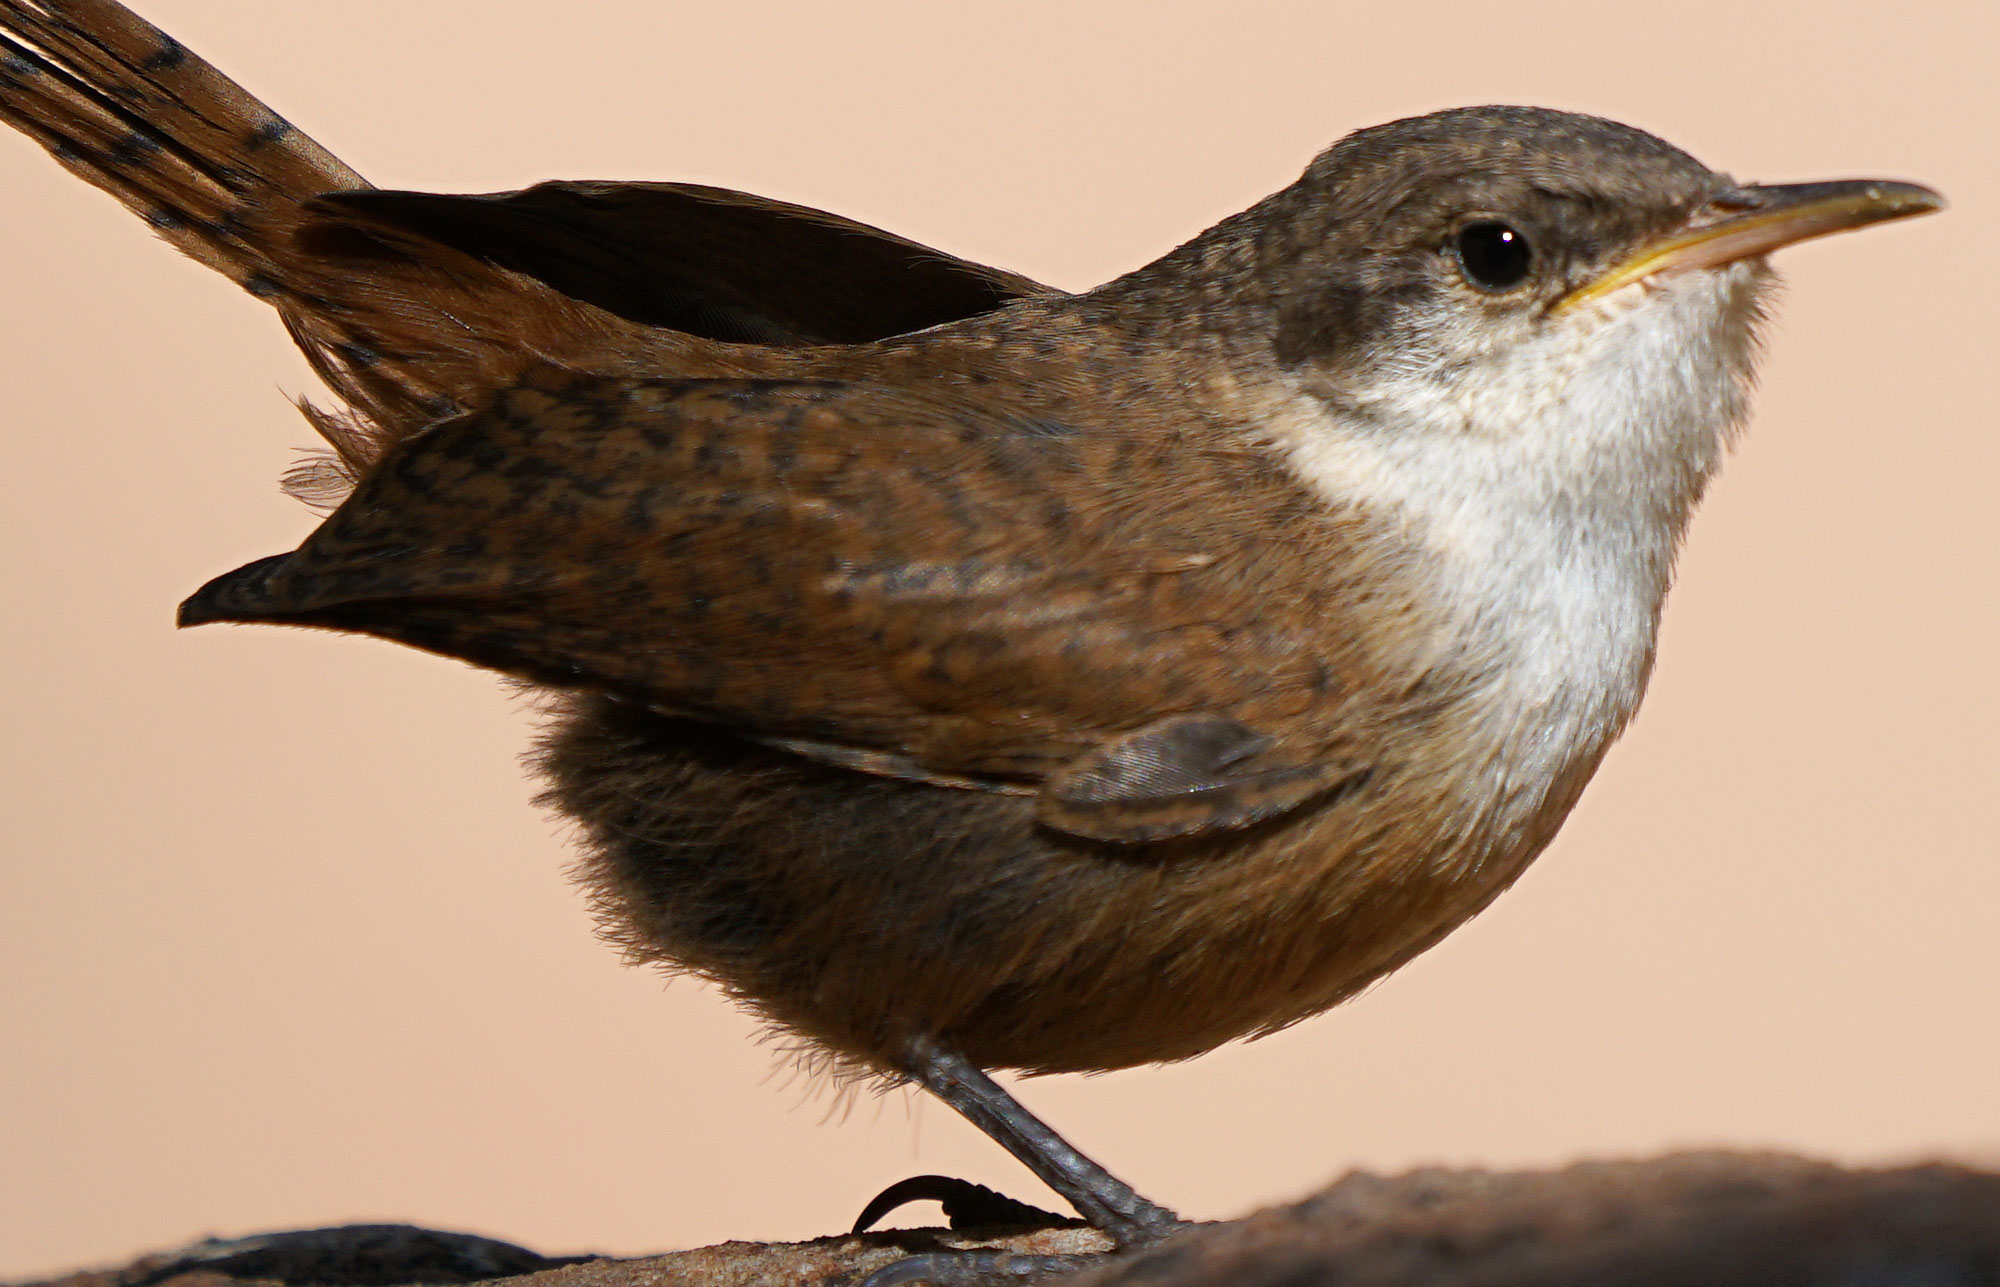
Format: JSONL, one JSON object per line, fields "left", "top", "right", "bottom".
{"left": 180, "top": 368, "right": 1372, "bottom": 839}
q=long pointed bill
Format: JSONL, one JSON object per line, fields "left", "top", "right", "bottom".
{"left": 1558, "top": 179, "right": 1944, "bottom": 311}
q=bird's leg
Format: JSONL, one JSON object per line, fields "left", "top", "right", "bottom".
{"left": 904, "top": 1035, "right": 1185, "bottom": 1247}
{"left": 854, "top": 1038, "right": 1187, "bottom": 1285}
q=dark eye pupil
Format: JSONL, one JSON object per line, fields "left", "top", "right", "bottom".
{"left": 1455, "top": 221, "right": 1533, "bottom": 291}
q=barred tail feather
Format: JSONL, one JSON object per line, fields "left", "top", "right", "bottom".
{"left": 0, "top": 0, "right": 364, "bottom": 294}
{"left": 0, "top": 0, "right": 578, "bottom": 484}
{"left": 0, "top": 0, "right": 1048, "bottom": 503}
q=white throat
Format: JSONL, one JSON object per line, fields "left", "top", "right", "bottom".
{"left": 1266, "top": 261, "right": 1772, "bottom": 829}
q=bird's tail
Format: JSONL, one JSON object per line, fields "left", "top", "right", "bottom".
{"left": 0, "top": 0, "right": 626, "bottom": 493}
{"left": 0, "top": 1, "right": 1047, "bottom": 503}
{"left": 0, "top": 0, "right": 364, "bottom": 288}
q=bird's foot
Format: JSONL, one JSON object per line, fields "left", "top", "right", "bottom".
{"left": 857, "top": 1038, "right": 1192, "bottom": 1283}
{"left": 853, "top": 1175, "right": 1082, "bottom": 1234}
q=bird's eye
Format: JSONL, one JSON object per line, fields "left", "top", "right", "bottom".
{"left": 1453, "top": 221, "right": 1534, "bottom": 292}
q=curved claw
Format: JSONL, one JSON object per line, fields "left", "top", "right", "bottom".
{"left": 901, "top": 1037, "right": 1183, "bottom": 1246}
{"left": 853, "top": 1175, "right": 1079, "bottom": 1234}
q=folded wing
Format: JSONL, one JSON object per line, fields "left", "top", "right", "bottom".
{"left": 181, "top": 370, "right": 1374, "bottom": 840}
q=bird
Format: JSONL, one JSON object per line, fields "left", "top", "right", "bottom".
{"left": 0, "top": 0, "right": 1943, "bottom": 1278}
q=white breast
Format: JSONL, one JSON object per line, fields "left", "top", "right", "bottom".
{"left": 1262, "top": 261, "right": 1772, "bottom": 837}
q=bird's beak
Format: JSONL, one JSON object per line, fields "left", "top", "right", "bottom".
{"left": 1557, "top": 178, "right": 1944, "bottom": 312}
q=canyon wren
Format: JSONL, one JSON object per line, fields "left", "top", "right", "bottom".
{"left": 0, "top": 0, "right": 1944, "bottom": 1270}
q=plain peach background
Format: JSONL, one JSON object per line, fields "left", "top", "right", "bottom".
{"left": 1, "top": 0, "right": 1994, "bottom": 1278}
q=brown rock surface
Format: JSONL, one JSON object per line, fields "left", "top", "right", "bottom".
{"left": 18, "top": 1154, "right": 1999, "bottom": 1287}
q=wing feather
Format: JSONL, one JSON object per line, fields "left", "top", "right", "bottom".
{"left": 182, "top": 367, "right": 1378, "bottom": 838}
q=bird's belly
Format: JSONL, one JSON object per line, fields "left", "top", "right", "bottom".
{"left": 541, "top": 696, "right": 1562, "bottom": 1078}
